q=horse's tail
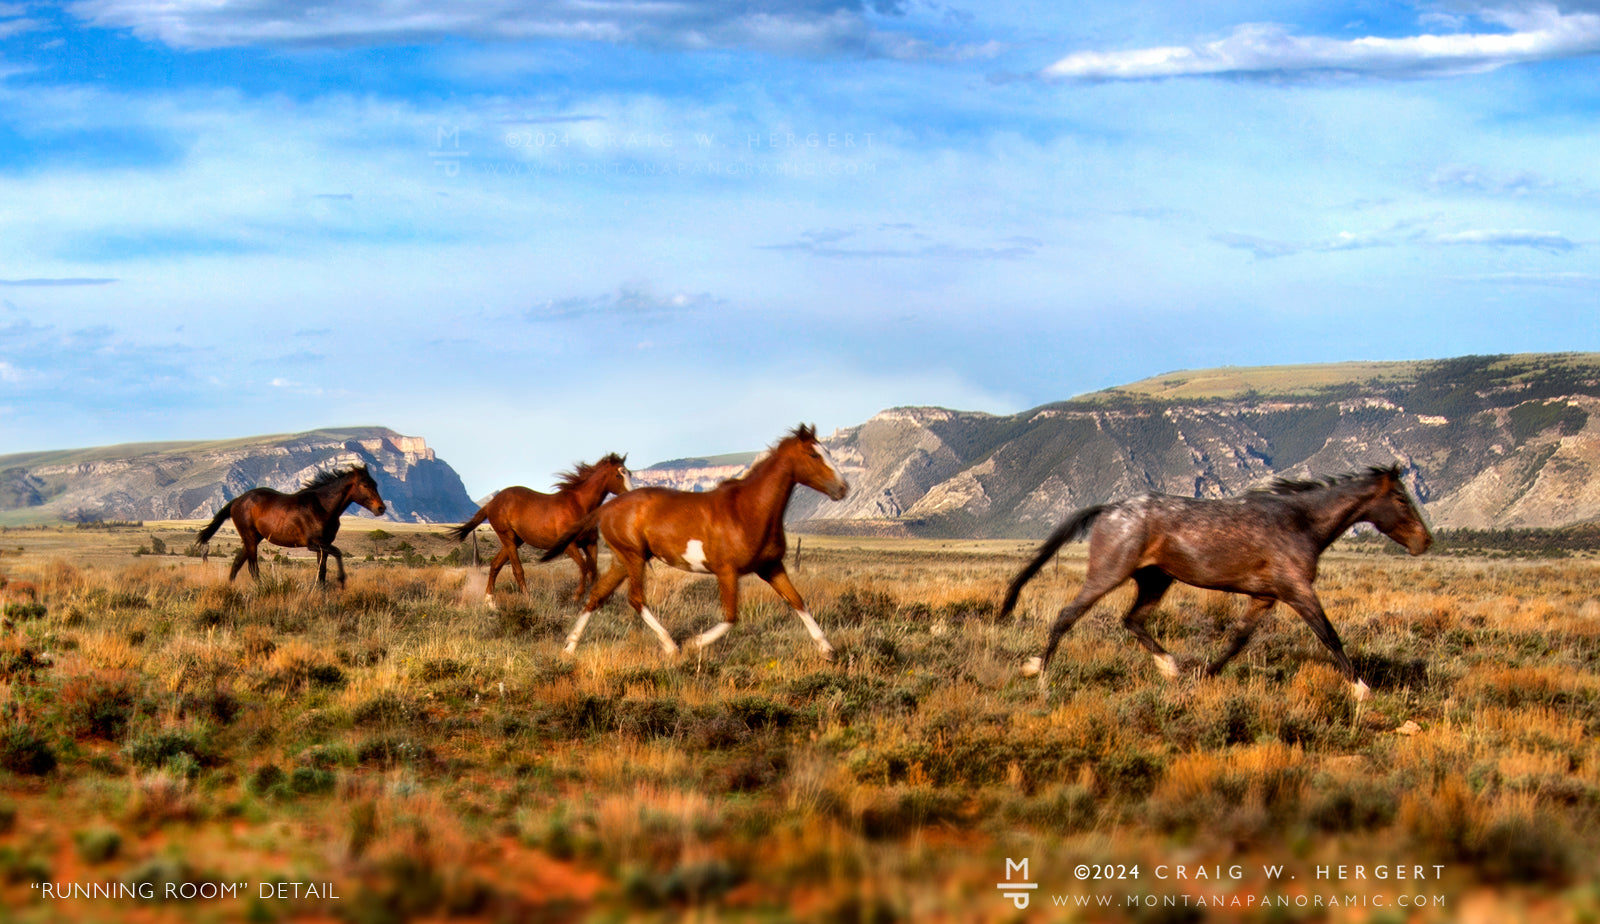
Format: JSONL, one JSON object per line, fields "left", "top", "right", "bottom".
{"left": 196, "top": 501, "right": 236, "bottom": 545}
{"left": 447, "top": 507, "right": 489, "bottom": 543}
{"left": 1000, "top": 504, "right": 1109, "bottom": 619}
{"left": 538, "top": 509, "right": 602, "bottom": 563}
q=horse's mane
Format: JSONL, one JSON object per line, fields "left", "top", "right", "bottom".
{"left": 555, "top": 453, "right": 626, "bottom": 489}
{"left": 303, "top": 465, "right": 369, "bottom": 490}
{"left": 738, "top": 424, "right": 820, "bottom": 480}
{"left": 1258, "top": 463, "right": 1402, "bottom": 496}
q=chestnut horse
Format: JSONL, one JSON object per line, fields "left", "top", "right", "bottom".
{"left": 540, "top": 424, "right": 848, "bottom": 658}
{"left": 196, "top": 465, "right": 387, "bottom": 588}
{"left": 1001, "top": 465, "right": 1432, "bottom": 699}
{"left": 448, "top": 453, "right": 631, "bottom": 604}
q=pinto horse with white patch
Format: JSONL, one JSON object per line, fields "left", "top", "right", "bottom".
{"left": 448, "top": 453, "right": 631, "bottom": 605}
{"left": 1000, "top": 465, "right": 1432, "bottom": 699}
{"left": 539, "top": 424, "right": 848, "bottom": 658}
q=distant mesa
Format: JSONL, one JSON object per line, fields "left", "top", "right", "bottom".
{"left": 639, "top": 353, "right": 1600, "bottom": 537}
{"left": 0, "top": 426, "right": 476, "bottom": 525}
{"left": 10, "top": 352, "right": 1600, "bottom": 534}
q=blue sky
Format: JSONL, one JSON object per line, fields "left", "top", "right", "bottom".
{"left": 3, "top": 1, "right": 1599, "bottom": 497}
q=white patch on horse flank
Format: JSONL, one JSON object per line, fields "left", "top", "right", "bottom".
{"left": 684, "top": 539, "right": 710, "bottom": 573}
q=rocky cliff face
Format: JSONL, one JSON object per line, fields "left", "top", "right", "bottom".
{"left": 0, "top": 427, "right": 477, "bottom": 524}
{"left": 777, "top": 354, "right": 1600, "bottom": 536}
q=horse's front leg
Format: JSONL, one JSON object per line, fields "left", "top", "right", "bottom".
{"left": 1119, "top": 568, "right": 1178, "bottom": 679}
{"left": 1281, "top": 586, "right": 1368, "bottom": 700}
{"left": 1205, "top": 595, "right": 1276, "bottom": 677}
{"left": 693, "top": 569, "right": 740, "bottom": 651}
{"left": 324, "top": 545, "right": 347, "bottom": 588}
{"left": 756, "top": 561, "right": 832, "bottom": 659}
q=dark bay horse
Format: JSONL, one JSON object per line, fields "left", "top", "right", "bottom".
{"left": 448, "top": 453, "right": 631, "bottom": 605}
{"left": 540, "top": 424, "right": 848, "bottom": 658}
{"left": 1000, "top": 465, "right": 1432, "bottom": 699}
{"left": 196, "top": 465, "right": 387, "bottom": 588}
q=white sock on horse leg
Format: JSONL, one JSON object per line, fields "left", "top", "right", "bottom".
{"left": 1021, "top": 656, "right": 1042, "bottom": 677}
{"left": 1154, "top": 653, "right": 1179, "bottom": 679}
{"left": 1351, "top": 679, "right": 1371, "bottom": 701}
{"left": 640, "top": 607, "right": 679, "bottom": 655}
{"left": 795, "top": 609, "right": 833, "bottom": 657}
{"left": 695, "top": 621, "right": 732, "bottom": 649}
{"left": 563, "top": 610, "right": 592, "bottom": 654}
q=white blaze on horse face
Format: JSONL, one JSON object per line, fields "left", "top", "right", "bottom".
{"left": 811, "top": 443, "right": 848, "bottom": 499}
{"left": 683, "top": 539, "right": 711, "bottom": 573}
{"left": 620, "top": 469, "right": 634, "bottom": 492}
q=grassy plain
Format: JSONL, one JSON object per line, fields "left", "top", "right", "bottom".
{"left": 1, "top": 521, "right": 1598, "bottom": 922}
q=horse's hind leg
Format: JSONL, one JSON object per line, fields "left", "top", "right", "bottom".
{"left": 564, "top": 544, "right": 592, "bottom": 602}
{"left": 1024, "top": 571, "right": 1126, "bottom": 682}
{"left": 1281, "top": 587, "right": 1368, "bottom": 700}
{"left": 1205, "top": 595, "right": 1275, "bottom": 678}
{"left": 1120, "top": 568, "right": 1178, "bottom": 679}
{"left": 484, "top": 541, "right": 515, "bottom": 606}
{"left": 507, "top": 535, "right": 529, "bottom": 594}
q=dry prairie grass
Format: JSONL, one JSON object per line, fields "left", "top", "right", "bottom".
{"left": 0, "top": 525, "right": 1596, "bottom": 921}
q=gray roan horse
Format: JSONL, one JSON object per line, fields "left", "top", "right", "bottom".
{"left": 1000, "top": 465, "right": 1432, "bottom": 699}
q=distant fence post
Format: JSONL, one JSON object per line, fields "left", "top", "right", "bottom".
{"left": 794, "top": 537, "right": 803, "bottom": 571}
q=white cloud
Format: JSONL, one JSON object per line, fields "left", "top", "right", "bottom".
{"left": 1431, "top": 228, "right": 1577, "bottom": 251}
{"left": 1040, "top": 4, "right": 1600, "bottom": 81}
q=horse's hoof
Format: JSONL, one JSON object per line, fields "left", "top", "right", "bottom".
{"left": 484, "top": 595, "right": 497, "bottom": 610}
{"left": 816, "top": 640, "right": 835, "bottom": 661}
{"left": 1020, "top": 656, "right": 1042, "bottom": 678}
{"left": 1351, "top": 679, "right": 1371, "bottom": 701}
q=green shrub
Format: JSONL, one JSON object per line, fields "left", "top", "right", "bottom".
{"left": 0, "top": 724, "right": 56, "bottom": 776}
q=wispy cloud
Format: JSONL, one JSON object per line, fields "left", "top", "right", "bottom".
{"left": 1040, "top": 5, "right": 1600, "bottom": 81}
{"left": 1430, "top": 228, "right": 1577, "bottom": 251}
{"left": 528, "top": 287, "right": 723, "bottom": 322}
{"left": 0, "top": 277, "right": 119, "bottom": 286}
{"left": 65, "top": 0, "right": 993, "bottom": 59}
{"left": 1215, "top": 223, "right": 1576, "bottom": 259}
{"left": 763, "top": 225, "right": 1040, "bottom": 260}
{"left": 1457, "top": 271, "right": 1600, "bottom": 287}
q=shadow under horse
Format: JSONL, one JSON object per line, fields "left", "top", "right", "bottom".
{"left": 448, "top": 453, "right": 632, "bottom": 605}
{"left": 541, "top": 424, "right": 848, "bottom": 659}
{"left": 1001, "top": 464, "right": 1432, "bottom": 699}
{"left": 196, "top": 465, "right": 388, "bottom": 589}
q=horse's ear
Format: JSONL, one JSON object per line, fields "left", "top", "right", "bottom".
{"left": 795, "top": 423, "right": 817, "bottom": 442}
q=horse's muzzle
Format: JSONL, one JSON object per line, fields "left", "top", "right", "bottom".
{"left": 828, "top": 480, "right": 849, "bottom": 501}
